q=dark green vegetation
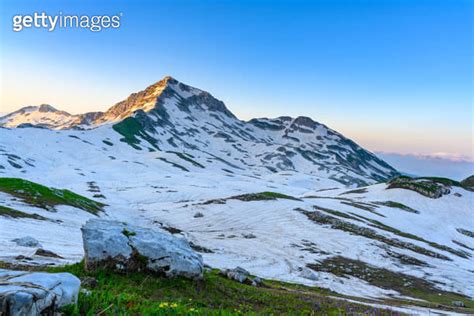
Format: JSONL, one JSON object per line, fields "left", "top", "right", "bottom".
{"left": 387, "top": 176, "right": 472, "bottom": 198}
{"left": 113, "top": 117, "right": 160, "bottom": 151}
{"left": 313, "top": 205, "right": 363, "bottom": 222}
{"left": 457, "top": 228, "right": 474, "bottom": 238}
{"left": 0, "top": 178, "right": 105, "bottom": 215}
{"left": 339, "top": 188, "right": 368, "bottom": 195}
{"left": 122, "top": 228, "right": 137, "bottom": 238}
{"left": 204, "top": 191, "right": 300, "bottom": 204}
{"left": 309, "top": 205, "right": 470, "bottom": 259}
{"left": 308, "top": 256, "right": 474, "bottom": 314}
{"left": 167, "top": 151, "right": 205, "bottom": 169}
{"left": 417, "top": 177, "right": 462, "bottom": 187}
{"left": 296, "top": 208, "right": 451, "bottom": 260}
{"left": 372, "top": 201, "right": 418, "bottom": 214}
{"left": 157, "top": 157, "right": 190, "bottom": 172}
{"left": 460, "top": 175, "right": 474, "bottom": 191}
{"left": 25, "top": 262, "right": 399, "bottom": 315}
{"left": 340, "top": 201, "right": 385, "bottom": 217}
{"left": 0, "top": 205, "right": 46, "bottom": 220}
{"left": 233, "top": 191, "right": 301, "bottom": 201}
{"left": 352, "top": 214, "right": 470, "bottom": 259}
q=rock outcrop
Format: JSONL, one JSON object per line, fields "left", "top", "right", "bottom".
{"left": 81, "top": 219, "right": 203, "bottom": 279}
{"left": 0, "top": 270, "right": 80, "bottom": 316}
{"left": 460, "top": 175, "right": 474, "bottom": 191}
{"left": 219, "top": 267, "right": 264, "bottom": 287}
{"left": 387, "top": 177, "right": 451, "bottom": 198}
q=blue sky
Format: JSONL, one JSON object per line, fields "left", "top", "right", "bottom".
{"left": 1, "top": 0, "right": 472, "bottom": 158}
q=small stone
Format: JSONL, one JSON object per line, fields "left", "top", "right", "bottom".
{"left": 299, "top": 268, "right": 318, "bottom": 281}
{"left": 242, "top": 233, "right": 257, "bottom": 239}
{"left": 234, "top": 266, "right": 250, "bottom": 276}
{"left": 11, "top": 236, "right": 41, "bottom": 248}
{"left": 35, "top": 248, "right": 63, "bottom": 259}
{"left": 252, "top": 277, "right": 263, "bottom": 287}
{"left": 80, "top": 288, "right": 92, "bottom": 296}
{"left": 193, "top": 212, "right": 204, "bottom": 218}
{"left": 452, "top": 301, "right": 465, "bottom": 307}
{"left": 81, "top": 276, "right": 98, "bottom": 288}
{"left": 313, "top": 302, "right": 321, "bottom": 311}
{"left": 14, "top": 255, "right": 33, "bottom": 261}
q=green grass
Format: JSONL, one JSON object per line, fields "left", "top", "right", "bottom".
{"left": 0, "top": 205, "right": 47, "bottom": 220}
{"left": 168, "top": 151, "right": 205, "bottom": 169}
{"left": 340, "top": 201, "right": 385, "bottom": 217}
{"left": 112, "top": 117, "right": 160, "bottom": 151}
{"left": 386, "top": 176, "right": 473, "bottom": 197}
{"left": 122, "top": 228, "right": 137, "bottom": 237}
{"left": 40, "top": 262, "right": 399, "bottom": 315}
{"left": 457, "top": 228, "right": 474, "bottom": 238}
{"left": 203, "top": 192, "right": 301, "bottom": 205}
{"left": 232, "top": 191, "right": 301, "bottom": 201}
{"left": 372, "top": 201, "right": 418, "bottom": 214}
{"left": 0, "top": 178, "right": 105, "bottom": 215}
{"left": 313, "top": 205, "right": 363, "bottom": 222}
{"left": 157, "top": 157, "right": 190, "bottom": 172}
{"left": 339, "top": 188, "right": 368, "bottom": 195}
{"left": 417, "top": 177, "right": 462, "bottom": 187}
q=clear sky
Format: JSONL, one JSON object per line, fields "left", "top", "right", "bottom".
{"left": 1, "top": 0, "right": 472, "bottom": 159}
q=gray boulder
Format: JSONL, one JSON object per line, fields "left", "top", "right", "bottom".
{"left": 81, "top": 219, "right": 203, "bottom": 279}
{"left": 299, "top": 268, "right": 318, "bottom": 281}
{"left": 219, "top": 266, "right": 263, "bottom": 286}
{"left": 0, "top": 269, "right": 80, "bottom": 316}
{"left": 451, "top": 300, "right": 466, "bottom": 307}
{"left": 11, "top": 236, "right": 41, "bottom": 248}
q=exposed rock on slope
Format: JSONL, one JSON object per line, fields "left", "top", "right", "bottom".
{"left": 82, "top": 219, "right": 203, "bottom": 279}
{"left": 0, "top": 76, "right": 398, "bottom": 185}
{"left": 460, "top": 175, "right": 474, "bottom": 191}
{"left": 0, "top": 270, "right": 80, "bottom": 316}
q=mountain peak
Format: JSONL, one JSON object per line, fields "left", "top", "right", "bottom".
{"left": 0, "top": 104, "right": 77, "bottom": 129}
{"left": 38, "top": 104, "right": 59, "bottom": 112}
{"left": 94, "top": 76, "right": 234, "bottom": 124}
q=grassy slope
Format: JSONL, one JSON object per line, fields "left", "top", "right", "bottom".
{"left": 0, "top": 178, "right": 105, "bottom": 215}
{"left": 44, "top": 263, "right": 399, "bottom": 315}
{"left": 0, "top": 205, "right": 47, "bottom": 220}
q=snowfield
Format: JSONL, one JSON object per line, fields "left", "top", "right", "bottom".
{"left": 0, "top": 77, "right": 472, "bottom": 314}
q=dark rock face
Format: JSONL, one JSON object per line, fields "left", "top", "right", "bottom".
{"left": 77, "top": 111, "right": 104, "bottom": 125}
{"left": 460, "top": 175, "right": 474, "bottom": 191}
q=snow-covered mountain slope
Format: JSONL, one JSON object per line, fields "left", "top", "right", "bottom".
{"left": 0, "top": 76, "right": 397, "bottom": 186}
{"left": 0, "top": 104, "right": 102, "bottom": 130}
{"left": 1, "top": 76, "right": 472, "bottom": 312}
{"left": 0, "top": 153, "right": 472, "bottom": 307}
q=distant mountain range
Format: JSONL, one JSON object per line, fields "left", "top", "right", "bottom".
{"left": 376, "top": 152, "right": 474, "bottom": 181}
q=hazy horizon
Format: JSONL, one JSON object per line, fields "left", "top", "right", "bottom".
{"left": 1, "top": 0, "right": 472, "bottom": 160}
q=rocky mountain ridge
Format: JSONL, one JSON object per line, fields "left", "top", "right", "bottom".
{"left": 0, "top": 76, "right": 398, "bottom": 186}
